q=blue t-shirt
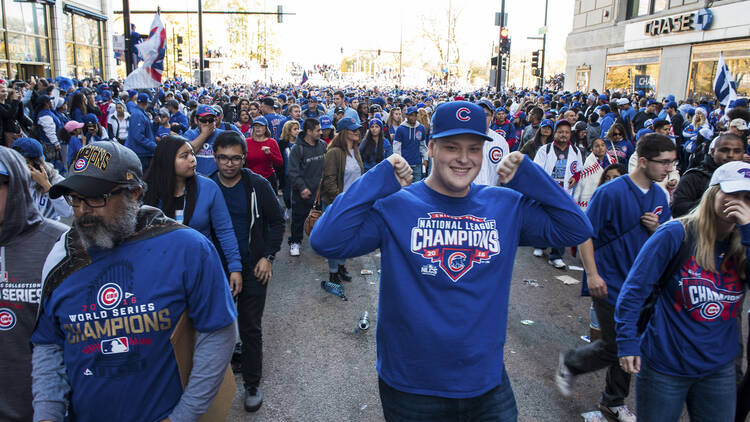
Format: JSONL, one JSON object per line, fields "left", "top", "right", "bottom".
{"left": 184, "top": 128, "right": 225, "bottom": 176}
{"left": 310, "top": 158, "right": 592, "bottom": 398}
{"left": 217, "top": 180, "right": 250, "bottom": 265}
{"left": 31, "top": 228, "right": 236, "bottom": 422}
{"left": 616, "top": 221, "right": 748, "bottom": 376}
{"left": 585, "top": 175, "right": 671, "bottom": 304}
{"left": 156, "top": 126, "right": 171, "bottom": 138}
{"left": 264, "top": 113, "right": 285, "bottom": 141}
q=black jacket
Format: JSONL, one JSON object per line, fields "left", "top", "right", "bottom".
{"left": 210, "top": 168, "right": 285, "bottom": 272}
{"left": 671, "top": 154, "right": 718, "bottom": 217}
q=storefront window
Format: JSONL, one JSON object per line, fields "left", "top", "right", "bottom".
{"left": 5, "top": 2, "right": 47, "bottom": 36}
{"left": 688, "top": 41, "right": 750, "bottom": 99}
{"left": 605, "top": 52, "right": 660, "bottom": 93}
{"left": 6, "top": 33, "right": 48, "bottom": 63}
{"left": 576, "top": 67, "right": 590, "bottom": 92}
{"left": 65, "top": 13, "right": 103, "bottom": 79}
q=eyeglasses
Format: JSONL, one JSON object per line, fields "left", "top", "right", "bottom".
{"left": 646, "top": 158, "right": 677, "bottom": 167}
{"left": 66, "top": 188, "right": 126, "bottom": 208}
{"left": 216, "top": 154, "right": 244, "bottom": 165}
{"left": 613, "top": 132, "right": 623, "bottom": 137}
{"left": 198, "top": 117, "right": 216, "bottom": 124}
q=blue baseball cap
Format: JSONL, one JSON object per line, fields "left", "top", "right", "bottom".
{"left": 196, "top": 104, "right": 217, "bottom": 117}
{"left": 598, "top": 104, "right": 611, "bottom": 113}
{"left": 665, "top": 94, "right": 676, "bottom": 102}
{"left": 100, "top": 90, "right": 111, "bottom": 101}
{"left": 83, "top": 113, "right": 98, "bottom": 124}
{"left": 137, "top": 93, "right": 149, "bottom": 103}
{"left": 253, "top": 116, "right": 268, "bottom": 127}
{"left": 429, "top": 101, "right": 492, "bottom": 142}
{"left": 11, "top": 137, "right": 44, "bottom": 159}
{"left": 336, "top": 117, "right": 361, "bottom": 132}
{"left": 539, "top": 119, "right": 554, "bottom": 128}
{"left": 646, "top": 99, "right": 656, "bottom": 106}
{"left": 476, "top": 99, "right": 494, "bottom": 112}
{"left": 127, "top": 89, "right": 138, "bottom": 98}
{"left": 598, "top": 94, "right": 608, "bottom": 101}
{"left": 405, "top": 106, "right": 418, "bottom": 115}
{"left": 494, "top": 107, "right": 508, "bottom": 114}
{"left": 736, "top": 98, "right": 748, "bottom": 107}
{"left": 643, "top": 118, "right": 654, "bottom": 127}
{"left": 554, "top": 119, "right": 572, "bottom": 131}
{"left": 319, "top": 115, "right": 333, "bottom": 130}
{"left": 666, "top": 101, "right": 678, "bottom": 109}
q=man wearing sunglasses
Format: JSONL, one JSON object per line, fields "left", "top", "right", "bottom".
{"left": 185, "top": 104, "right": 225, "bottom": 176}
{"left": 30, "top": 141, "right": 237, "bottom": 422}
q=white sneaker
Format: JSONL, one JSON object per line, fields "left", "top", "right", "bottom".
{"left": 532, "top": 248, "right": 544, "bottom": 257}
{"left": 289, "top": 243, "right": 300, "bottom": 256}
{"left": 597, "top": 404, "right": 636, "bottom": 422}
{"left": 548, "top": 258, "right": 566, "bottom": 269}
{"left": 555, "top": 352, "right": 575, "bottom": 398}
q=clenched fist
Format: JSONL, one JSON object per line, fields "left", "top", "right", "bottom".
{"left": 386, "top": 154, "right": 413, "bottom": 187}
{"left": 496, "top": 151, "right": 524, "bottom": 184}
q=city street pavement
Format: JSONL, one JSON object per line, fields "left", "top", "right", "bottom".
{"left": 226, "top": 233, "right": 748, "bottom": 422}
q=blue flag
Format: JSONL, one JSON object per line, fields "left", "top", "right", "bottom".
{"left": 713, "top": 53, "right": 737, "bottom": 107}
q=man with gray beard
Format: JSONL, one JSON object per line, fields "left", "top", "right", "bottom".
{"left": 30, "top": 141, "right": 237, "bottom": 422}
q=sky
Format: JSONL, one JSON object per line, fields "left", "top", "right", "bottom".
{"left": 120, "top": 0, "right": 574, "bottom": 71}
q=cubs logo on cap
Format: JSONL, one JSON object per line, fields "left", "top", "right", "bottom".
{"left": 74, "top": 157, "right": 88, "bottom": 172}
{"left": 0, "top": 308, "right": 17, "bottom": 331}
{"left": 430, "top": 101, "right": 492, "bottom": 142}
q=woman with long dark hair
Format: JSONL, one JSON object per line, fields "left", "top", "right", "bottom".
{"left": 519, "top": 119, "right": 553, "bottom": 159}
{"left": 615, "top": 160, "right": 750, "bottom": 422}
{"left": 604, "top": 122, "right": 633, "bottom": 165}
{"left": 144, "top": 135, "right": 243, "bottom": 295}
{"left": 319, "top": 118, "right": 364, "bottom": 299}
{"left": 69, "top": 92, "right": 87, "bottom": 123}
{"left": 237, "top": 109, "right": 252, "bottom": 136}
{"left": 359, "top": 118, "right": 392, "bottom": 172}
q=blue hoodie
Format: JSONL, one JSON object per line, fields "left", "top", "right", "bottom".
{"left": 310, "top": 158, "right": 592, "bottom": 398}
{"left": 394, "top": 120, "right": 427, "bottom": 166}
{"left": 615, "top": 220, "right": 748, "bottom": 377}
{"left": 169, "top": 110, "right": 189, "bottom": 128}
{"left": 125, "top": 106, "right": 156, "bottom": 158}
{"left": 599, "top": 112, "right": 619, "bottom": 139}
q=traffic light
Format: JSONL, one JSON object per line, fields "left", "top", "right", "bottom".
{"left": 176, "top": 35, "right": 183, "bottom": 44}
{"left": 177, "top": 48, "right": 183, "bottom": 62}
{"left": 277, "top": 5, "right": 283, "bottom": 23}
{"left": 531, "top": 51, "right": 540, "bottom": 69}
{"left": 501, "top": 56, "right": 508, "bottom": 71}
{"left": 378, "top": 49, "right": 381, "bottom": 56}
{"left": 340, "top": 46, "right": 344, "bottom": 54}
{"left": 499, "top": 27, "right": 510, "bottom": 54}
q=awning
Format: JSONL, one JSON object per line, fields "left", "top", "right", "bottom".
{"left": 64, "top": 4, "right": 108, "bottom": 21}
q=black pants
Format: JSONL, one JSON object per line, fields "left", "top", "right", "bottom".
{"left": 564, "top": 297, "right": 630, "bottom": 407}
{"left": 736, "top": 312, "right": 750, "bottom": 422}
{"left": 237, "top": 269, "right": 268, "bottom": 390}
{"left": 289, "top": 193, "right": 313, "bottom": 245}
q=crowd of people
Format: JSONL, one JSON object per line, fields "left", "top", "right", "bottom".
{"left": 0, "top": 72, "right": 748, "bottom": 422}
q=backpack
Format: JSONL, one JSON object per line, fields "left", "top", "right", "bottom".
{"left": 636, "top": 224, "right": 694, "bottom": 333}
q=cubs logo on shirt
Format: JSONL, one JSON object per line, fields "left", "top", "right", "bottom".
{"left": 416, "top": 131, "right": 423, "bottom": 141}
{"left": 97, "top": 283, "right": 123, "bottom": 310}
{"left": 411, "top": 212, "right": 500, "bottom": 281}
{"left": 0, "top": 308, "right": 16, "bottom": 330}
{"left": 494, "top": 128, "right": 506, "bottom": 137}
{"left": 488, "top": 146, "right": 503, "bottom": 164}
{"left": 653, "top": 206, "right": 664, "bottom": 216}
{"left": 570, "top": 161, "right": 578, "bottom": 174}
{"left": 674, "top": 257, "right": 745, "bottom": 322}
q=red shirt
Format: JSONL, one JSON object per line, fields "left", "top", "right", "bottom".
{"left": 245, "top": 137, "right": 283, "bottom": 178}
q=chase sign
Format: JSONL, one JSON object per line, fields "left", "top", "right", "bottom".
{"left": 644, "top": 8, "right": 712, "bottom": 36}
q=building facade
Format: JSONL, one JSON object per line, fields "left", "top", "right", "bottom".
{"left": 0, "top": 0, "right": 113, "bottom": 81}
{"left": 565, "top": 0, "right": 750, "bottom": 100}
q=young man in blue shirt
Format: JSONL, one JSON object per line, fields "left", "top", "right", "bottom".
{"left": 311, "top": 101, "right": 591, "bottom": 421}
{"left": 210, "top": 131, "right": 285, "bottom": 413}
{"left": 556, "top": 133, "right": 677, "bottom": 422}
{"left": 393, "top": 106, "right": 427, "bottom": 181}
{"left": 184, "top": 104, "right": 225, "bottom": 176}
{"left": 31, "top": 141, "right": 236, "bottom": 422}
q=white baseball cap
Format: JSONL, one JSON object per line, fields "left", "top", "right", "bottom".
{"left": 616, "top": 98, "right": 630, "bottom": 106}
{"left": 729, "top": 118, "right": 748, "bottom": 131}
{"left": 710, "top": 161, "right": 750, "bottom": 193}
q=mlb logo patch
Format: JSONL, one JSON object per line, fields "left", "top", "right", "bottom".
{"left": 101, "top": 337, "right": 129, "bottom": 354}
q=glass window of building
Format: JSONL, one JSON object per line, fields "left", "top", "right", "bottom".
{"left": 688, "top": 41, "right": 750, "bottom": 99}
{"left": 1, "top": 0, "right": 51, "bottom": 79}
{"left": 65, "top": 12, "right": 103, "bottom": 79}
{"left": 605, "top": 51, "right": 660, "bottom": 94}
{"left": 626, "top": 0, "right": 652, "bottom": 19}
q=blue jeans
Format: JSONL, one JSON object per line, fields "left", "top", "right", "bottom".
{"left": 378, "top": 368, "right": 518, "bottom": 422}
{"left": 548, "top": 247, "right": 564, "bottom": 260}
{"left": 636, "top": 360, "right": 736, "bottom": 422}
{"left": 410, "top": 164, "right": 423, "bottom": 182}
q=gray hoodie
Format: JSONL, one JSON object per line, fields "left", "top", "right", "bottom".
{"left": 0, "top": 147, "right": 67, "bottom": 422}
{"left": 288, "top": 136, "right": 327, "bottom": 197}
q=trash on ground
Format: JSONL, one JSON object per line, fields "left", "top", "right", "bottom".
{"left": 556, "top": 275, "right": 581, "bottom": 285}
{"left": 581, "top": 411, "right": 607, "bottom": 421}
{"left": 520, "top": 319, "right": 535, "bottom": 325}
{"left": 523, "top": 279, "right": 541, "bottom": 287}
{"left": 360, "top": 269, "right": 374, "bottom": 275}
{"left": 360, "top": 404, "right": 368, "bottom": 411}
{"left": 358, "top": 311, "right": 370, "bottom": 331}
{"left": 569, "top": 265, "right": 584, "bottom": 271}
{"left": 580, "top": 335, "right": 591, "bottom": 343}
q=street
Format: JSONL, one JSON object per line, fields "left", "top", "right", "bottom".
{"left": 224, "top": 233, "right": 740, "bottom": 421}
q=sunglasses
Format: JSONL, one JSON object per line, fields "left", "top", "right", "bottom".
{"left": 198, "top": 117, "right": 216, "bottom": 124}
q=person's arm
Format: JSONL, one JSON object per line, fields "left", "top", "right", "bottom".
{"left": 38, "top": 115, "right": 59, "bottom": 146}
{"left": 501, "top": 153, "right": 593, "bottom": 248}
{"left": 166, "top": 323, "right": 236, "bottom": 422}
{"left": 320, "top": 150, "right": 339, "bottom": 202}
{"left": 671, "top": 173, "right": 703, "bottom": 218}
{"left": 31, "top": 344, "right": 69, "bottom": 422}
{"left": 614, "top": 222, "right": 683, "bottom": 368}
{"left": 188, "top": 126, "right": 212, "bottom": 153}
{"left": 208, "top": 184, "right": 243, "bottom": 274}
{"left": 287, "top": 144, "right": 307, "bottom": 193}
{"left": 266, "top": 140, "right": 283, "bottom": 168}
{"left": 310, "top": 155, "right": 410, "bottom": 259}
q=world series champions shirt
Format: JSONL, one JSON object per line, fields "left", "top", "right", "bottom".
{"left": 31, "top": 227, "right": 236, "bottom": 422}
